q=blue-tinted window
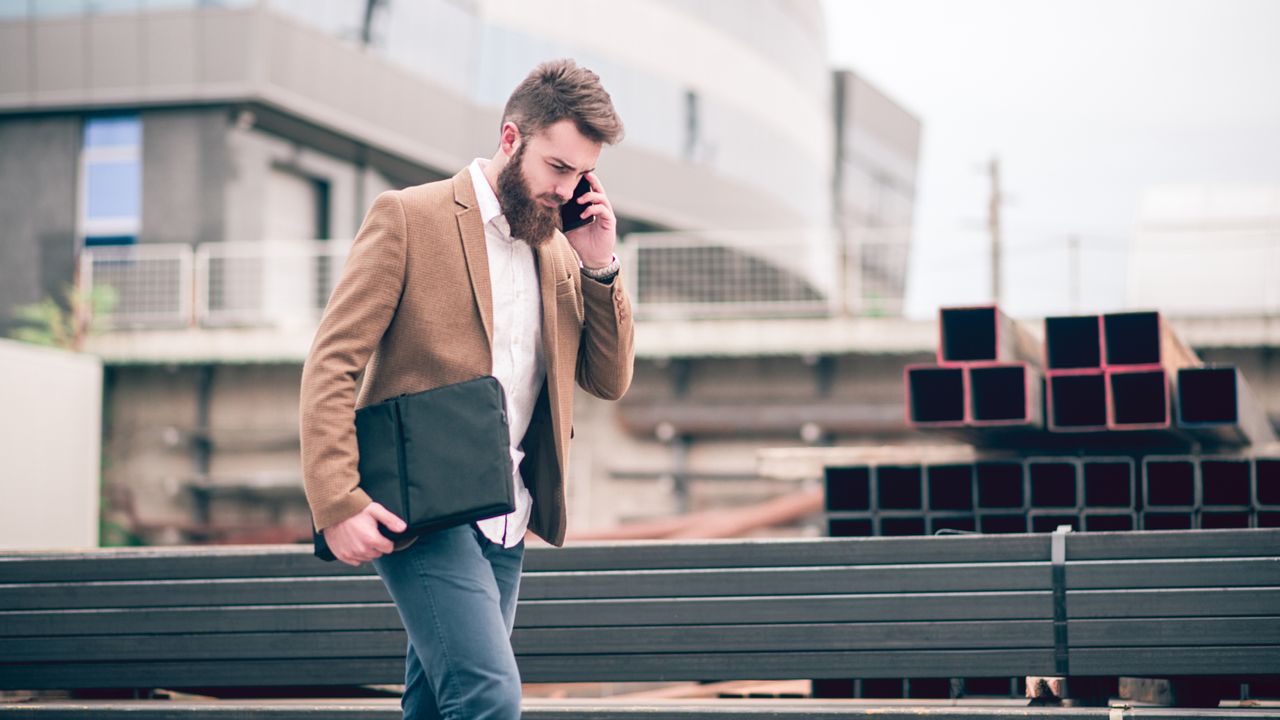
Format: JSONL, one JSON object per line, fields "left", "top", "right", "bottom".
{"left": 82, "top": 115, "right": 142, "bottom": 246}
{"left": 85, "top": 116, "right": 142, "bottom": 149}
{"left": 85, "top": 161, "right": 141, "bottom": 220}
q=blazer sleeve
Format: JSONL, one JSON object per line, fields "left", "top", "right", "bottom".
{"left": 299, "top": 191, "right": 408, "bottom": 531}
{"left": 575, "top": 268, "right": 635, "bottom": 401}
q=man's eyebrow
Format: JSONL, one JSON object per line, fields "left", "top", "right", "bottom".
{"left": 548, "top": 156, "right": 595, "bottom": 174}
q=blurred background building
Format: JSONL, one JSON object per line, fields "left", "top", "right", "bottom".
{"left": 0, "top": 0, "right": 923, "bottom": 544}
{"left": 3, "top": 1, "right": 1274, "bottom": 548}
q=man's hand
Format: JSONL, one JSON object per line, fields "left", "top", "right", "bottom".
{"left": 564, "top": 171, "right": 617, "bottom": 269}
{"left": 322, "top": 502, "right": 407, "bottom": 566}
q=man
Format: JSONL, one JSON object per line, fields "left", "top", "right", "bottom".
{"left": 299, "top": 59, "right": 634, "bottom": 719}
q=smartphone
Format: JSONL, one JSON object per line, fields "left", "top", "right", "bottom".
{"left": 559, "top": 176, "right": 596, "bottom": 233}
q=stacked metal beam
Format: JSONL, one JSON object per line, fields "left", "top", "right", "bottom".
{"left": 839, "top": 306, "right": 1279, "bottom": 539}
{"left": 905, "top": 306, "right": 1042, "bottom": 429}
{"left": 825, "top": 454, "right": 1280, "bottom": 537}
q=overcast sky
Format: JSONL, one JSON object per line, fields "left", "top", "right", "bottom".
{"left": 821, "top": 0, "right": 1280, "bottom": 319}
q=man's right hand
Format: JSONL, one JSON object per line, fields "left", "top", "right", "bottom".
{"left": 322, "top": 502, "right": 407, "bottom": 566}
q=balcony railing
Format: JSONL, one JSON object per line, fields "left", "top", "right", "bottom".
{"left": 79, "top": 231, "right": 911, "bottom": 329}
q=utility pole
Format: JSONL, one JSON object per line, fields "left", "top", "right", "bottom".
{"left": 988, "top": 157, "right": 1002, "bottom": 305}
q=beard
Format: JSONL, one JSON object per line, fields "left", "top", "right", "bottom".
{"left": 496, "top": 142, "right": 561, "bottom": 248}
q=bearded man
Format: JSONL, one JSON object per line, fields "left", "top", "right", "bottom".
{"left": 299, "top": 59, "right": 634, "bottom": 719}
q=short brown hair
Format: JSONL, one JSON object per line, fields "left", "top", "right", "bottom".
{"left": 502, "top": 59, "right": 624, "bottom": 145}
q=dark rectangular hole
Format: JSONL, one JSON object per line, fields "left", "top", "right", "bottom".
{"left": 1177, "top": 367, "right": 1239, "bottom": 424}
{"left": 1084, "top": 513, "right": 1134, "bottom": 531}
{"left": 1145, "top": 460, "right": 1195, "bottom": 506}
{"left": 907, "top": 678, "right": 952, "bottom": 699}
{"left": 828, "top": 517, "right": 873, "bottom": 537}
{"left": 877, "top": 465, "right": 923, "bottom": 510}
{"left": 977, "top": 462, "right": 1024, "bottom": 508}
{"left": 1031, "top": 514, "right": 1078, "bottom": 533}
{"left": 861, "top": 678, "right": 906, "bottom": 698}
{"left": 1201, "top": 512, "right": 1250, "bottom": 529}
{"left": 1103, "top": 311, "right": 1161, "bottom": 366}
{"left": 907, "top": 367, "right": 966, "bottom": 423}
{"left": 929, "top": 516, "right": 977, "bottom": 534}
{"left": 1258, "top": 459, "right": 1280, "bottom": 505}
{"left": 880, "top": 517, "right": 926, "bottom": 536}
{"left": 1110, "top": 370, "right": 1168, "bottom": 426}
{"left": 1029, "top": 461, "right": 1078, "bottom": 507}
{"left": 1201, "top": 460, "right": 1251, "bottom": 506}
{"left": 927, "top": 464, "right": 973, "bottom": 511}
{"left": 1045, "top": 315, "right": 1101, "bottom": 369}
{"left": 1259, "top": 512, "right": 1280, "bottom": 528}
{"left": 969, "top": 365, "right": 1027, "bottom": 422}
{"left": 980, "top": 514, "right": 1026, "bottom": 533}
{"left": 940, "top": 307, "right": 997, "bottom": 363}
{"left": 812, "top": 679, "right": 855, "bottom": 698}
{"left": 1049, "top": 373, "right": 1107, "bottom": 428}
{"left": 825, "top": 466, "right": 871, "bottom": 511}
{"left": 1143, "top": 512, "right": 1193, "bottom": 530}
{"left": 1084, "top": 461, "right": 1132, "bottom": 507}
{"left": 964, "top": 677, "right": 1017, "bottom": 697}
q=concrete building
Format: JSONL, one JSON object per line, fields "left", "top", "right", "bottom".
{"left": 0, "top": 0, "right": 930, "bottom": 544}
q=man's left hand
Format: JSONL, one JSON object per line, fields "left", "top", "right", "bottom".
{"left": 564, "top": 172, "right": 616, "bottom": 269}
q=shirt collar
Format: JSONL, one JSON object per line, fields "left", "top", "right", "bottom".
{"left": 468, "top": 158, "right": 506, "bottom": 230}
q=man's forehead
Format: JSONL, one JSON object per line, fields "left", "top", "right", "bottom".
{"left": 530, "top": 121, "right": 601, "bottom": 170}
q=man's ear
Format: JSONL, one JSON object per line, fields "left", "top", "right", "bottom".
{"left": 500, "top": 121, "right": 521, "bottom": 157}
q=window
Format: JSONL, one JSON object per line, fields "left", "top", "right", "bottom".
{"left": 81, "top": 115, "right": 141, "bottom": 247}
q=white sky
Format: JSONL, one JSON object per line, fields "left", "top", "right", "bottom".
{"left": 821, "top": 0, "right": 1280, "bottom": 319}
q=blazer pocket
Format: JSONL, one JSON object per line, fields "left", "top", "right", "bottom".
{"left": 554, "top": 277, "right": 584, "bottom": 326}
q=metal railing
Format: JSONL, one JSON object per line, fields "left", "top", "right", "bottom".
{"left": 79, "top": 243, "right": 193, "bottom": 328}
{"left": 81, "top": 240, "right": 350, "bottom": 330}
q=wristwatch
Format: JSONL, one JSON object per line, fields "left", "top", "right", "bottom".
{"left": 580, "top": 255, "right": 620, "bottom": 284}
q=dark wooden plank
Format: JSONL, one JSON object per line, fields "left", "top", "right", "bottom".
{"left": 1069, "top": 645, "right": 1280, "bottom": 675}
{"left": 3, "top": 620, "right": 1054, "bottom": 663}
{"left": 0, "top": 561, "right": 1052, "bottom": 611}
{"left": 524, "top": 534, "right": 1052, "bottom": 571}
{"left": 515, "top": 648, "right": 1057, "bottom": 682}
{"left": 0, "top": 604, "right": 402, "bottom": 637}
{"left": 0, "top": 535, "right": 1053, "bottom": 583}
{"left": 515, "top": 591, "right": 1051, "bottom": 627}
{"left": 1066, "top": 588, "right": 1280, "bottom": 618}
{"left": 0, "top": 590, "right": 1051, "bottom": 639}
{"left": 0, "top": 576, "right": 389, "bottom": 611}
{"left": 519, "top": 563, "right": 1051, "bottom": 600}
{"left": 1068, "top": 617, "right": 1280, "bottom": 647}
{"left": 1066, "top": 558, "right": 1280, "bottom": 589}
{"left": 0, "top": 545, "right": 352, "bottom": 583}
{"left": 1065, "top": 528, "right": 1280, "bottom": 561}
{"left": 513, "top": 620, "right": 1051, "bottom": 655}
{"left": 0, "top": 658, "right": 406, "bottom": 690}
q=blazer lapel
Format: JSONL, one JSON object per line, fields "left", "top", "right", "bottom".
{"left": 536, "top": 242, "right": 563, "bottom": 457}
{"left": 453, "top": 168, "right": 494, "bottom": 352}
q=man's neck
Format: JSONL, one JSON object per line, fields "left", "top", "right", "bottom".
{"left": 480, "top": 153, "right": 504, "bottom": 197}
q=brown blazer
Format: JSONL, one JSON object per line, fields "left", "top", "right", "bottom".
{"left": 299, "top": 167, "right": 635, "bottom": 547}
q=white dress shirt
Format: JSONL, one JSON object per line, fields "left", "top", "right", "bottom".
{"left": 468, "top": 158, "right": 545, "bottom": 548}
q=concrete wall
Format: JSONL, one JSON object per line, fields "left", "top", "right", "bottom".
{"left": 0, "top": 339, "right": 102, "bottom": 549}
{"left": 0, "top": 117, "right": 80, "bottom": 336}
{"left": 140, "top": 108, "right": 230, "bottom": 246}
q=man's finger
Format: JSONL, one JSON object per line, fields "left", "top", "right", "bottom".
{"left": 369, "top": 503, "right": 407, "bottom": 533}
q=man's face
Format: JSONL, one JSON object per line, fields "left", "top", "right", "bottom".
{"left": 497, "top": 119, "right": 602, "bottom": 247}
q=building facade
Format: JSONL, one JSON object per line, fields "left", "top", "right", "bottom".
{"left": 0, "top": 0, "right": 927, "bottom": 544}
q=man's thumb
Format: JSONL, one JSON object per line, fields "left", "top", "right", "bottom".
{"left": 369, "top": 503, "right": 407, "bottom": 532}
